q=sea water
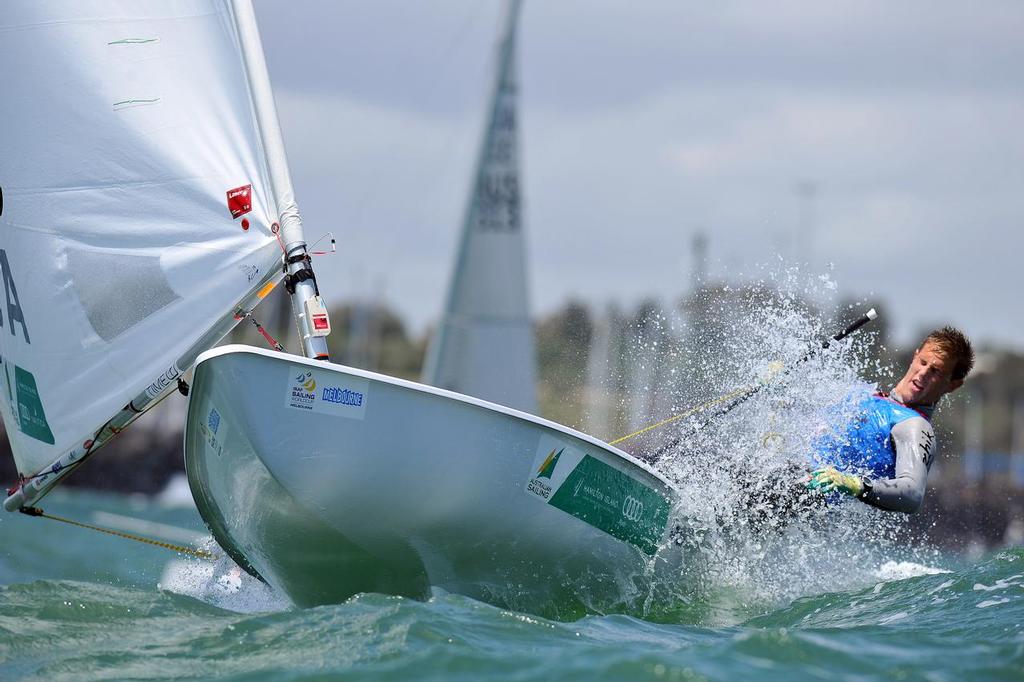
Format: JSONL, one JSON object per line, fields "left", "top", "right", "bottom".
{"left": 1, "top": 490, "right": 1020, "bottom": 681}
{"left": 2, "top": 269, "right": 1022, "bottom": 680}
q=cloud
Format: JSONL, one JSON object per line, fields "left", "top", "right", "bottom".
{"left": 258, "top": 1, "right": 1024, "bottom": 348}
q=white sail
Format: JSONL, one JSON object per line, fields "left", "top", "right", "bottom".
{"left": 422, "top": 0, "right": 537, "bottom": 413}
{"left": 0, "top": 1, "right": 294, "bottom": 503}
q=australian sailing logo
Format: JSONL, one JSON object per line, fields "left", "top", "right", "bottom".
{"left": 288, "top": 369, "right": 317, "bottom": 410}
{"left": 526, "top": 447, "right": 563, "bottom": 500}
{"left": 523, "top": 438, "right": 671, "bottom": 555}
{"left": 226, "top": 184, "right": 253, "bottom": 219}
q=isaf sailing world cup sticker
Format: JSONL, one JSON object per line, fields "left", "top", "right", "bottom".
{"left": 289, "top": 369, "right": 317, "bottom": 409}
{"left": 285, "top": 366, "right": 369, "bottom": 420}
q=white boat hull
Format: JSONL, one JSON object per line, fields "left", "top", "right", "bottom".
{"left": 185, "top": 346, "right": 683, "bottom": 618}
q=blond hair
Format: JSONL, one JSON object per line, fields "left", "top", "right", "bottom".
{"left": 922, "top": 326, "right": 974, "bottom": 381}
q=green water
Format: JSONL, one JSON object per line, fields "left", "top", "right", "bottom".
{"left": 1, "top": 489, "right": 1021, "bottom": 681}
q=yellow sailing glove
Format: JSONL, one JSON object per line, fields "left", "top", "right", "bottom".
{"left": 807, "top": 467, "right": 865, "bottom": 497}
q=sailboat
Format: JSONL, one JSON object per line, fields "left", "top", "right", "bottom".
{"left": 1, "top": 1, "right": 682, "bottom": 619}
{"left": 422, "top": 0, "right": 538, "bottom": 414}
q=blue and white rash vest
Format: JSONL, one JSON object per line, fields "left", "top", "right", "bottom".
{"left": 814, "top": 390, "right": 937, "bottom": 513}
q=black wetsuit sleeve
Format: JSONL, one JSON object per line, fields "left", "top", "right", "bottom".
{"left": 859, "top": 417, "right": 935, "bottom": 514}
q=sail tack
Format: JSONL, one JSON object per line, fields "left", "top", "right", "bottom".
{"left": 0, "top": 1, "right": 286, "bottom": 482}
{"left": 423, "top": 0, "right": 538, "bottom": 413}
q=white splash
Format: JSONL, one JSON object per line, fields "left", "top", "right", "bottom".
{"left": 158, "top": 539, "right": 292, "bottom": 613}
{"left": 875, "top": 561, "right": 951, "bottom": 582}
{"left": 602, "top": 264, "right": 942, "bottom": 618}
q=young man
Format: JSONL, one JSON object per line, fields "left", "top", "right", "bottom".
{"left": 807, "top": 326, "right": 974, "bottom": 513}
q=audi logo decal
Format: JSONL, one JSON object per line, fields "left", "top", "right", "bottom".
{"left": 622, "top": 496, "right": 644, "bottom": 522}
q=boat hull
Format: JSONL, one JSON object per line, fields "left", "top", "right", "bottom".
{"left": 185, "top": 346, "right": 681, "bottom": 618}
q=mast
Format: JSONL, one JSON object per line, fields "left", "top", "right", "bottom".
{"left": 231, "top": 0, "right": 330, "bottom": 361}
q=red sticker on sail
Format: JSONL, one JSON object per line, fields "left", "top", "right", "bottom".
{"left": 226, "top": 184, "right": 253, "bottom": 219}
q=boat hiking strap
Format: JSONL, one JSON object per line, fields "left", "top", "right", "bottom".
{"left": 19, "top": 506, "right": 217, "bottom": 561}
{"left": 607, "top": 385, "right": 750, "bottom": 446}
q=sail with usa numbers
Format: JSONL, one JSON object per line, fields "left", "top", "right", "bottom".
{"left": 422, "top": 0, "right": 538, "bottom": 413}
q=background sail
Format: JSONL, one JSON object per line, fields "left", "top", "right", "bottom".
{"left": 422, "top": 0, "right": 537, "bottom": 413}
{"left": 0, "top": 1, "right": 285, "bottom": 480}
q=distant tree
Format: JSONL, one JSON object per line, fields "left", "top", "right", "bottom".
{"left": 327, "top": 301, "right": 425, "bottom": 380}
{"left": 536, "top": 300, "right": 593, "bottom": 391}
{"left": 535, "top": 300, "right": 593, "bottom": 427}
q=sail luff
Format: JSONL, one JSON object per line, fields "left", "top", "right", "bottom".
{"left": 423, "top": 0, "right": 536, "bottom": 412}
{"left": 228, "top": 0, "right": 301, "bottom": 252}
{"left": 229, "top": 0, "right": 330, "bottom": 360}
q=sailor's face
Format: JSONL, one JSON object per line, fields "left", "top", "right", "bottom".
{"left": 896, "top": 342, "right": 962, "bottom": 405}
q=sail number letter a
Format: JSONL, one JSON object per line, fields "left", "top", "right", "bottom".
{"left": 0, "top": 249, "right": 30, "bottom": 344}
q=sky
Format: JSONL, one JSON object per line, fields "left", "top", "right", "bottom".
{"left": 253, "top": 0, "right": 1024, "bottom": 352}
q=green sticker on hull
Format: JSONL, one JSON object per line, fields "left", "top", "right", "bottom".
{"left": 15, "top": 365, "right": 53, "bottom": 444}
{"left": 547, "top": 455, "right": 670, "bottom": 555}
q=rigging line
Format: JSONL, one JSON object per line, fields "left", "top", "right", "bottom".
{"left": 308, "top": 232, "right": 336, "bottom": 256}
{"left": 20, "top": 507, "right": 217, "bottom": 561}
{"left": 615, "top": 309, "right": 878, "bottom": 454}
{"left": 235, "top": 309, "right": 284, "bottom": 352}
{"left": 271, "top": 221, "right": 287, "bottom": 254}
{"left": 607, "top": 361, "right": 786, "bottom": 446}
{"left": 607, "top": 386, "right": 750, "bottom": 446}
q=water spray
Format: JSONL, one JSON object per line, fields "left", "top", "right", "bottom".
{"left": 637, "top": 308, "right": 878, "bottom": 462}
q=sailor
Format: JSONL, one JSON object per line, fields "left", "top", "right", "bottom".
{"left": 806, "top": 326, "right": 974, "bottom": 513}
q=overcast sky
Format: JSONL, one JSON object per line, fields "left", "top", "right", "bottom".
{"left": 253, "top": 1, "right": 1023, "bottom": 352}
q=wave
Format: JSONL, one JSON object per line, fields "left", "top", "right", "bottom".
{"left": 2, "top": 550, "right": 1020, "bottom": 680}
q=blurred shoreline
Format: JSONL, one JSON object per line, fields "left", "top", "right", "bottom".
{"left": 2, "top": 295, "right": 1020, "bottom": 557}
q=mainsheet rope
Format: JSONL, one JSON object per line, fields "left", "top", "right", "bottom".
{"left": 20, "top": 507, "right": 217, "bottom": 561}
{"left": 608, "top": 309, "right": 877, "bottom": 448}
{"left": 607, "top": 385, "right": 752, "bottom": 446}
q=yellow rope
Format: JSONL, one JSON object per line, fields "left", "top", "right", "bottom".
{"left": 607, "top": 386, "right": 750, "bottom": 445}
{"left": 608, "top": 361, "right": 786, "bottom": 446}
{"left": 26, "top": 508, "right": 217, "bottom": 561}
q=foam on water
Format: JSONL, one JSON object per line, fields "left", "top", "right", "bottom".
{"left": 875, "top": 560, "right": 951, "bottom": 582}
{"left": 157, "top": 538, "right": 292, "bottom": 613}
